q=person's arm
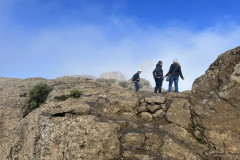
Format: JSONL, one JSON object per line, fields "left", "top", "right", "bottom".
{"left": 153, "top": 69, "right": 156, "bottom": 79}
{"left": 160, "top": 68, "right": 164, "bottom": 79}
{"left": 137, "top": 74, "right": 140, "bottom": 81}
{"left": 179, "top": 67, "right": 184, "bottom": 79}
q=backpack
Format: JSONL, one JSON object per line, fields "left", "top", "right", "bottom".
{"left": 132, "top": 76, "right": 134, "bottom": 81}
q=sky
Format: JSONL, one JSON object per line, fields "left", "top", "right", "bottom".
{"left": 1, "top": 0, "right": 240, "bottom": 91}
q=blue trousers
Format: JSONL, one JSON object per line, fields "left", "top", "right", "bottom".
{"left": 168, "top": 76, "right": 179, "bottom": 92}
{"left": 134, "top": 81, "right": 139, "bottom": 92}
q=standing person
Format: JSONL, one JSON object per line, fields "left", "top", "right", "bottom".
{"left": 132, "top": 70, "right": 142, "bottom": 92}
{"left": 164, "top": 59, "right": 184, "bottom": 92}
{"left": 153, "top": 61, "right": 163, "bottom": 94}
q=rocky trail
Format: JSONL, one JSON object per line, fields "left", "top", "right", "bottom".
{"left": 0, "top": 46, "right": 240, "bottom": 160}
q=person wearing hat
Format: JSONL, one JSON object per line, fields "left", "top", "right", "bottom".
{"left": 164, "top": 58, "right": 184, "bottom": 92}
{"left": 132, "top": 70, "right": 142, "bottom": 92}
{"left": 153, "top": 61, "right": 163, "bottom": 94}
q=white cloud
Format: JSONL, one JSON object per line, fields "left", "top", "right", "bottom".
{"left": 0, "top": 1, "right": 240, "bottom": 91}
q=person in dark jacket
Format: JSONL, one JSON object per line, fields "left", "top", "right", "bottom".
{"left": 132, "top": 70, "right": 142, "bottom": 92}
{"left": 153, "top": 61, "right": 163, "bottom": 94}
{"left": 164, "top": 59, "right": 184, "bottom": 92}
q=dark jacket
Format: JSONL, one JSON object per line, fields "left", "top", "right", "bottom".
{"left": 153, "top": 64, "right": 163, "bottom": 79}
{"left": 166, "top": 63, "right": 184, "bottom": 79}
{"left": 132, "top": 72, "right": 140, "bottom": 82}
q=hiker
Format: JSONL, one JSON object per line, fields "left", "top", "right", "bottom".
{"left": 164, "top": 59, "right": 184, "bottom": 92}
{"left": 153, "top": 61, "right": 163, "bottom": 94}
{"left": 132, "top": 70, "right": 142, "bottom": 92}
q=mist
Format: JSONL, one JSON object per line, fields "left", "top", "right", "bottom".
{"left": 0, "top": 1, "right": 240, "bottom": 91}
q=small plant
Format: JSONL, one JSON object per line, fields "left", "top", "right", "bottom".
{"left": 54, "top": 89, "right": 82, "bottom": 101}
{"left": 29, "top": 82, "right": 52, "bottom": 109}
{"left": 196, "top": 136, "right": 205, "bottom": 144}
{"left": 70, "top": 89, "right": 82, "bottom": 98}
{"left": 119, "top": 81, "right": 129, "bottom": 88}
{"left": 54, "top": 95, "right": 70, "bottom": 101}
{"left": 30, "top": 101, "right": 37, "bottom": 109}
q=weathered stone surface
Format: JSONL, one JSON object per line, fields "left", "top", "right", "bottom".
{"left": 122, "top": 133, "right": 145, "bottom": 150}
{"left": 7, "top": 114, "right": 121, "bottom": 160}
{"left": 192, "top": 46, "right": 240, "bottom": 102}
{"left": 42, "top": 99, "right": 91, "bottom": 116}
{"left": 137, "top": 105, "right": 147, "bottom": 113}
{"left": 190, "top": 46, "right": 240, "bottom": 159}
{"left": 160, "top": 124, "right": 202, "bottom": 146}
{"left": 145, "top": 133, "right": 162, "bottom": 154}
{"left": 103, "top": 105, "right": 120, "bottom": 114}
{"left": 147, "top": 105, "right": 160, "bottom": 114}
{"left": 218, "top": 61, "right": 240, "bottom": 107}
{"left": 99, "top": 71, "right": 127, "bottom": 81}
{"left": 152, "top": 109, "right": 165, "bottom": 119}
{"left": 160, "top": 136, "right": 202, "bottom": 160}
{"left": 192, "top": 104, "right": 215, "bottom": 117}
{"left": 145, "top": 96, "right": 165, "bottom": 104}
{"left": 123, "top": 151, "right": 155, "bottom": 160}
{"left": 165, "top": 92, "right": 190, "bottom": 100}
{"left": 140, "top": 112, "right": 153, "bottom": 121}
{"left": 161, "top": 104, "right": 167, "bottom": 111}
{"left": 197, "top": 99, "right": 240, "bottom": 154}
{"left": 166, "top": 99, "right": 192, "bottom": 129}
{"left": 116, "top": 121, "right": 127, "bottom": 130}
{"left": 0, "top": 78, "right": 49, "bottom": 160}
{"left": 128, "top": 122, "right": 139, "bottom": 129}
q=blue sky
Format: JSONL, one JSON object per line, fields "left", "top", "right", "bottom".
{"left": 1, "top": 0, "right": 240, "bottom": 90}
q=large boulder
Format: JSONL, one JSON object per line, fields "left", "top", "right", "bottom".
{"left": 99, "top": 72, "right": 127, "bottom": 81}
{"left": 42, "top": 99, "right": 91, "bottom": 116}
{"left": 192, "top": 46, "right": 240, "bottom": 104}
{"left": 145, "top": 96, "right": 165, "bottom": 104}
{"left": 7, "top": 114, "right": 120, "bottom": 160}
{"left": 0, "top": 77, "right": 136, "bottom": 160}
{"left": 191, "top": 46, "right": 240, "bottom": 158}
{"left": 166, "top": 99, "right": 192, "bottom": 129}
{"left": 160, "top": 136, "right": 202, "bottom": 160}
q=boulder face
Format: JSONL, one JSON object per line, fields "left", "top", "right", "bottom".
{"left": 0, "top": 46, "right": 240, "bottom": 160}
{"left": 190, "top": 46, "right": 240, "bottom": 159}
{"left": 192, "top": 46, "right": 240, "bottom": 105}
{"left": 99, "top": 71, "right": 127, "bottom": 81}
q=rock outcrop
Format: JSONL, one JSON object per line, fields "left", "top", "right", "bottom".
{"left": 0, "top": 46, "right": 239, "bottom": 160}
{"left": 66, "top": 74, "right": 97, "bottom": 79}
{"left": 99, "top": 71, "right": 127, "bottom": 81}
{"left": 191, "top": 46, "right": 240, "bottom": 159}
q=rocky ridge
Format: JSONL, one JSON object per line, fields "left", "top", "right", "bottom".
{"left": 0, "top": 46, "right": 239, "bottom": 160}
{"left": 99, "top": 72, "right": 127, "bottom": 81}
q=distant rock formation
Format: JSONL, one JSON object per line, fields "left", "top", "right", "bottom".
{"left": 99, "top": 71, "right": 127, "bottom": 81}
{"left": 64, "top": 74, "right": 97, "bottom": 79}
{"left": 0, "top": 46, "right": 240, "bottom": 160}
{"left": 127, "top": 78, "right": 153, "bottom": 91}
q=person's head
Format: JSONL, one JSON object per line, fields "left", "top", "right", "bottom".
{"left": 173, "top": 58, "right": 180, "bottom": 66}
{"left": 158, "top": 61, "right": 163, "bottom": 66}
{"left": 173, "top": 58, "right": 178, "bottom": 63}
{"left": 138, "top": 70, "right": 142, "bottom": 74}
